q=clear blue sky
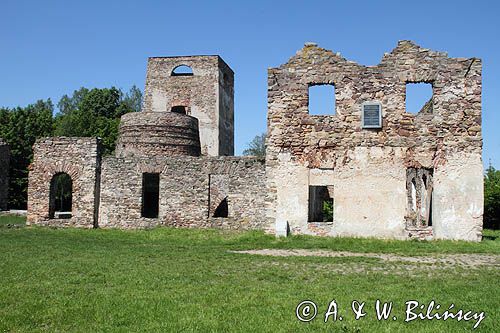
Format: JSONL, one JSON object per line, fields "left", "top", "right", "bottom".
{"left": 1, "top": 0, "right": 498, "bottom": 167}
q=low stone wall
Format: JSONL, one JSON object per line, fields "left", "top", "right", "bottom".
{"left": 27, "top": 137, "right": 102, "bottom": 228}
{"left": 0, "top": 139, "right": 9, "bottom": 210}
{"left": 98, "top": 155, "right": 269, "bottom": 230}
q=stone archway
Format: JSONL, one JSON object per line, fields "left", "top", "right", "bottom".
{"left": 49, "top": 172, "right": 73, "bottom": 219}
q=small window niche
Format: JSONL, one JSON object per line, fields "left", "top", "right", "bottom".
{"left": 308, "top": 84, "right": 336, "bottom": 115}
{"left": 308, "top": 186, "right": 334, "bottom": 222}
{"left": 171, "top": 105, "right": 187, "bottom": 114}
{"left": 209, "top": 174, "right": 229, "bottom": 218}
{"left": 361, "top": 102, "right": 382, "bottom": 129}
{"left": 213, "top": 197, "right": 228, "bottom": 218}
{"left": 171, "top": 65, "right": 193, "bottom": 76}
{"left": 142, "top": 173, "right": 160, "bottom": 218}
{"left": 405, "top": 82, "right": 433, "bottom": 114}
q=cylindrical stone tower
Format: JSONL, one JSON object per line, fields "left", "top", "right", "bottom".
{"left": 116, "top": 111, "right": 201, "bottom": 158}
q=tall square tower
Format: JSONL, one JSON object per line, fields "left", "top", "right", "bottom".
{"left": 142, "top": 55, "right": 234, "bottom": 156}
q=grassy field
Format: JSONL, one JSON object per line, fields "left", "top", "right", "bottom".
{"left": 0, "top": 215, "right": 498, "bottom": 332}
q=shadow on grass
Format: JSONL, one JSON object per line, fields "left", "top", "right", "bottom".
{"left": 0, "top": 214, "right": 26, "bottom": 228}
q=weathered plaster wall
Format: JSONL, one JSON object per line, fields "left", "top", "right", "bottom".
{"left": 271, "top": 148, "right": 407, "bottom": 238}
{"left": 267, "top": 41, "right": 483, "bottom": 241}
{"left": 27, "top": 137, "right": 102, "bottom": 228}
{"left": 98, "top": 156, "right": 267, "bottom": 229}
{"left": 433, "top": 151, "right": 483, "bottom": 240}
{"left": 0, "top": 139, "right": 9, "bottom": 210}
{"left": 143, "top": 56, "right": 234, "bottom": 156}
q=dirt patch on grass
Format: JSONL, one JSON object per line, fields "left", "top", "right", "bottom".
{"left": 231, "top": 249, "right": 500, "bottom": 268}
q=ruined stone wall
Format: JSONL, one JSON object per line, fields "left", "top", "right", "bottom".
{"left": 27, "top": 137, "right": 102, "bottom": 228}
{"left": 267, "top": 41, "right": 482, "bottom": 241}
{"left": 143, "top": 56, "right": 234, "bottom": 156}
{"left": 0, "top": 139, "right": 9, "bottom": 210}
{"left": 98, "top": 156, "right": 267, "bottom": 230}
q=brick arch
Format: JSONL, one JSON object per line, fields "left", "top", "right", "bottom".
{"left": 41, "top": 162, "right": 81, "bottom": 192}
{"left": 42, "top": 162, "right": 81, "bottom": 182}
{"left": 34, "top": 163, "right": 81, "bottom": 197}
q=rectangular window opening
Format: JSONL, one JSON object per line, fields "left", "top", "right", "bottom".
{"left": 142, "top": 173, "right": 159, "bottom": 218}
{"left": 405, "top": 82, "right": 433, "bottom": 114}
{"left": 308, "top": 84, "right": 336, "bottom": 115}
{"left": 308, "top": 186, "right": 334, "bottom": 222}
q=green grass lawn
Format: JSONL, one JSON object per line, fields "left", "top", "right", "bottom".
{"left": 0, "top": 215, "right": 498, "bottom": 332}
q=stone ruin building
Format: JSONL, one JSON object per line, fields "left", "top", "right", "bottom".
{"left": 24, "top": 41, "right": 484, "bottom": 241}
{"left": 27, "top": 56, "right": 267, "bottom": 230}
{"left": 0, "top": 139, "right": 9, "bottom": 211}
{"left": 267, "top": 41, "right": 483, "bottom": 241}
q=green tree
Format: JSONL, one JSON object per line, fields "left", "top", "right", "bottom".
{"left": 121, "top": 85, "right": 143, "bottom": 113}
{"left": 57, "top": 87, "right": 89, "bottom": 116}
{"left": 0, "top": 85, "right": 142, "bottom": 209}
{"left": 323, "top": 200, "right": 333, "bottom": 222}
{"left": 243, "top": 132, "right": 266, "bottom": 158}
{"left": 484, "top": 164, "right": 500, "bottom": 229}
{"left": 0, "top": 100, "right": 54, "bottom": 209}
{"left": 54, "top": 86, "right": 141, "bottom": 154}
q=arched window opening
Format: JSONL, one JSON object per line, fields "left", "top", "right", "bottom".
{"left": 171, "top": 105, "right": 187, "bottom": 114}
{"left": 49, "top": 173, "right": 73, "bottom": 219}
{"left": 171, "top": 65, "right": 193, "bottom": 76}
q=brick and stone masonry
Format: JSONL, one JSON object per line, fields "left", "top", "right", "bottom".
{"left": 98, "top": 156, "right": 267, "bottom": 230}
{"left": 0, "top": 139, "right": 9, "bottom": 210}
{"left": 26, "top": 42, "right": 483, "bottom": 241}
{"left": 27, "top": 137, "right": 102, "bottom": 228}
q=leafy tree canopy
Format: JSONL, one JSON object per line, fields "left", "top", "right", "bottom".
{"left": 54, "top": 86, "right": 142, "bottom": 154}
{"left": 0, "top": 100, "right": 54, "bottom": 208}
{"left": 484, "top": 164, "right": 500, "bottom": 229}
{"left": 0, "top": 86, "right": 142, "bottom": 209}
{"left": 243, "top": 132, "right": 266, "bottom": 158}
